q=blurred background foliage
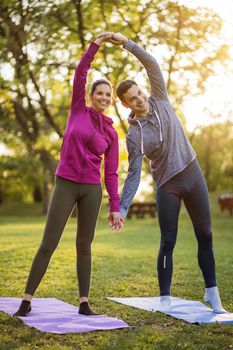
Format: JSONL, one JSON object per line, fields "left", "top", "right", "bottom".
{"left": 0, "top": 0, "right": 232, "bottom": 212}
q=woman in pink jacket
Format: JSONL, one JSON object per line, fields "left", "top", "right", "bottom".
{"left": 14, "top": 33, "right": 121, "bottom": 317}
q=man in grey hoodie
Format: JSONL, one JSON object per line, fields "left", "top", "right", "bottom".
{"left": 107, "top": 32, "right": 226, "bottom": 313}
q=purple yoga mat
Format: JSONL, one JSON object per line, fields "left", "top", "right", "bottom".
{"left": 0, "top": 297, "right": 129, "bottom": 334}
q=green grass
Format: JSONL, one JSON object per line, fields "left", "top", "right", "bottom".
{"left": 0, "top": 195, "right": 233, "bottom": 350}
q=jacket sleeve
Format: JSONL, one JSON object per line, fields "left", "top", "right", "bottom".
{"left": 120, "top": 138, "right": 143, "bottom": 218}
{"left": 104, "top": 130, "right": 120, "bottom": 212}
{"left": 70, "top": 42, "right": 100, "bottom": 113}
{"left": 124, "top": 39, "right": 168, "bottom": 100}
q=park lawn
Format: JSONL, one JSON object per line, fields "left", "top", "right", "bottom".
{"left": 0, "top": 195, "right": 232, "bottom": 350}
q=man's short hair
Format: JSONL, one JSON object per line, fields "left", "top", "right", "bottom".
{"left": 116, "top": 80, "right": 137, "bottom": 102}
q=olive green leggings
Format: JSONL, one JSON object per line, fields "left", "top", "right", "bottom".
{"left": 25, "top": 176, "right": 102, "bottom": 297}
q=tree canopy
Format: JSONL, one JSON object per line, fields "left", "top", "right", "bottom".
{"left": 0, "top": 0, "right": 232, "bottom": 207}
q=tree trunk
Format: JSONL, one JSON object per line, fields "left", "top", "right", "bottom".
{"left": 33, "top": 185, "right": 43, "bottom": 202}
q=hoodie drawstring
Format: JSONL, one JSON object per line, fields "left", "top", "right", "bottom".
{"left": 154, "top": 109, "right": 163, "bottom": 142}
{"left": 130, "top": 106, "right": 163, "bottom": 155}
{"left": 135, "top": 120, "right": 144, "bottom": 155}
{"left": 99, "top": 115, "right": 104, "bottom": 134}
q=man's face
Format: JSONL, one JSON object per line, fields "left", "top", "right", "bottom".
{"left": 122, "top": 84, "right": 149, "bottom": 116}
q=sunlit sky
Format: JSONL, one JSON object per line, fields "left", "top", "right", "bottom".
{"left": 115, "top": 0, "right": 233, "bottom": 131}
{"left": 180, "top": 0, "right": 233, "bottom": 130}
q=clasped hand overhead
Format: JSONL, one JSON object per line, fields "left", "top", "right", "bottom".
{"left": 95, "top": 32, "right": 128, "bottom": 46}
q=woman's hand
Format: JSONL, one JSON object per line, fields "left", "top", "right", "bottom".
{"left": 94, "top": 32, "right": 128, "bottom": 46}
{"left": 108, "top": 212, "right": 124, "bottom": 230}
{"left": 94, "top": 32, "right": 113, "bottom": 45}
{"left": 107, "top": 33, "right": 128, "bottom": 46}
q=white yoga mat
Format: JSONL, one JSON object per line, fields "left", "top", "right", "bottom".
{"left": 108, "top": 296, "right": 233, "bottom": 324}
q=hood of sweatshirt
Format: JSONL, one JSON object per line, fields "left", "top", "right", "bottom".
{"left": 89, "top": 106, "right": 114, "bottom": 125}
{"left": 88, "top": 106, "right": 115, "bottom": 144}
{"left": 127, "top": 99, "right": 156, "bottom": 124}
{"left": 126, "top": 99, "right": 163, "bottom": 155}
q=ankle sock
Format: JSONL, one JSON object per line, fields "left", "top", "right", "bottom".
{"left": 13, "top": 300, "right": 31, "bottom": 317}
{"left": 159, "top": 295, "right": 171, "bottom": 310}
{"left": 204, "top": 286, "right": 227, "bottom": 313}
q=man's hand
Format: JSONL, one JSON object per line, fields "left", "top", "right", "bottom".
{"left": 119, "top": 216, "right": 125, "bottom": 229}
{"left": 107, "top": 32, "right": 128, "bottom": 46}
{"left": 94, "top": 32, "right": 113, "bottom": 45}
{"left": 108, "top": 212, "right": 123, "bottom": 230}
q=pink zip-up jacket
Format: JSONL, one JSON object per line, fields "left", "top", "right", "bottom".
{"left": 55, "top": 42, "right": 120, "bottom": 212}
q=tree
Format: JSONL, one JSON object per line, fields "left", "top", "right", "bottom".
{"left": 0, "top": 0, "right": 231, "bottom": 208}
{"left": 191, "top": 121, "right": 233, "bottom": 191}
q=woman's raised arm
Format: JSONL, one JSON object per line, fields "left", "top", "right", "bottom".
{"left": 70, "top": 33, "right": 112, "bottom": 113}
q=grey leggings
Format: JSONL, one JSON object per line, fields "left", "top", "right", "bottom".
{"left": 25, "top": 176, "right": 102, "bottom": 297}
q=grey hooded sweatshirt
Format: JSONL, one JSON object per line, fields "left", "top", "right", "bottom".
{"left": 120, "top": 40, "right": 196, "bottom": 218}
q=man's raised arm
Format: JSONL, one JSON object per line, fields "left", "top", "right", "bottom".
{"left": 108, "top": 33, "right": 168, "bottom": 100}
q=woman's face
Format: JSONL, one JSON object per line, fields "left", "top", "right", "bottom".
{"left": 91, "top": 84, "right": 112, "bottom": 113}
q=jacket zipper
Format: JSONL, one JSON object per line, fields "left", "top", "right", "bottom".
{"left": 79, "top": 129, "right": 96, "bottom": 180}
